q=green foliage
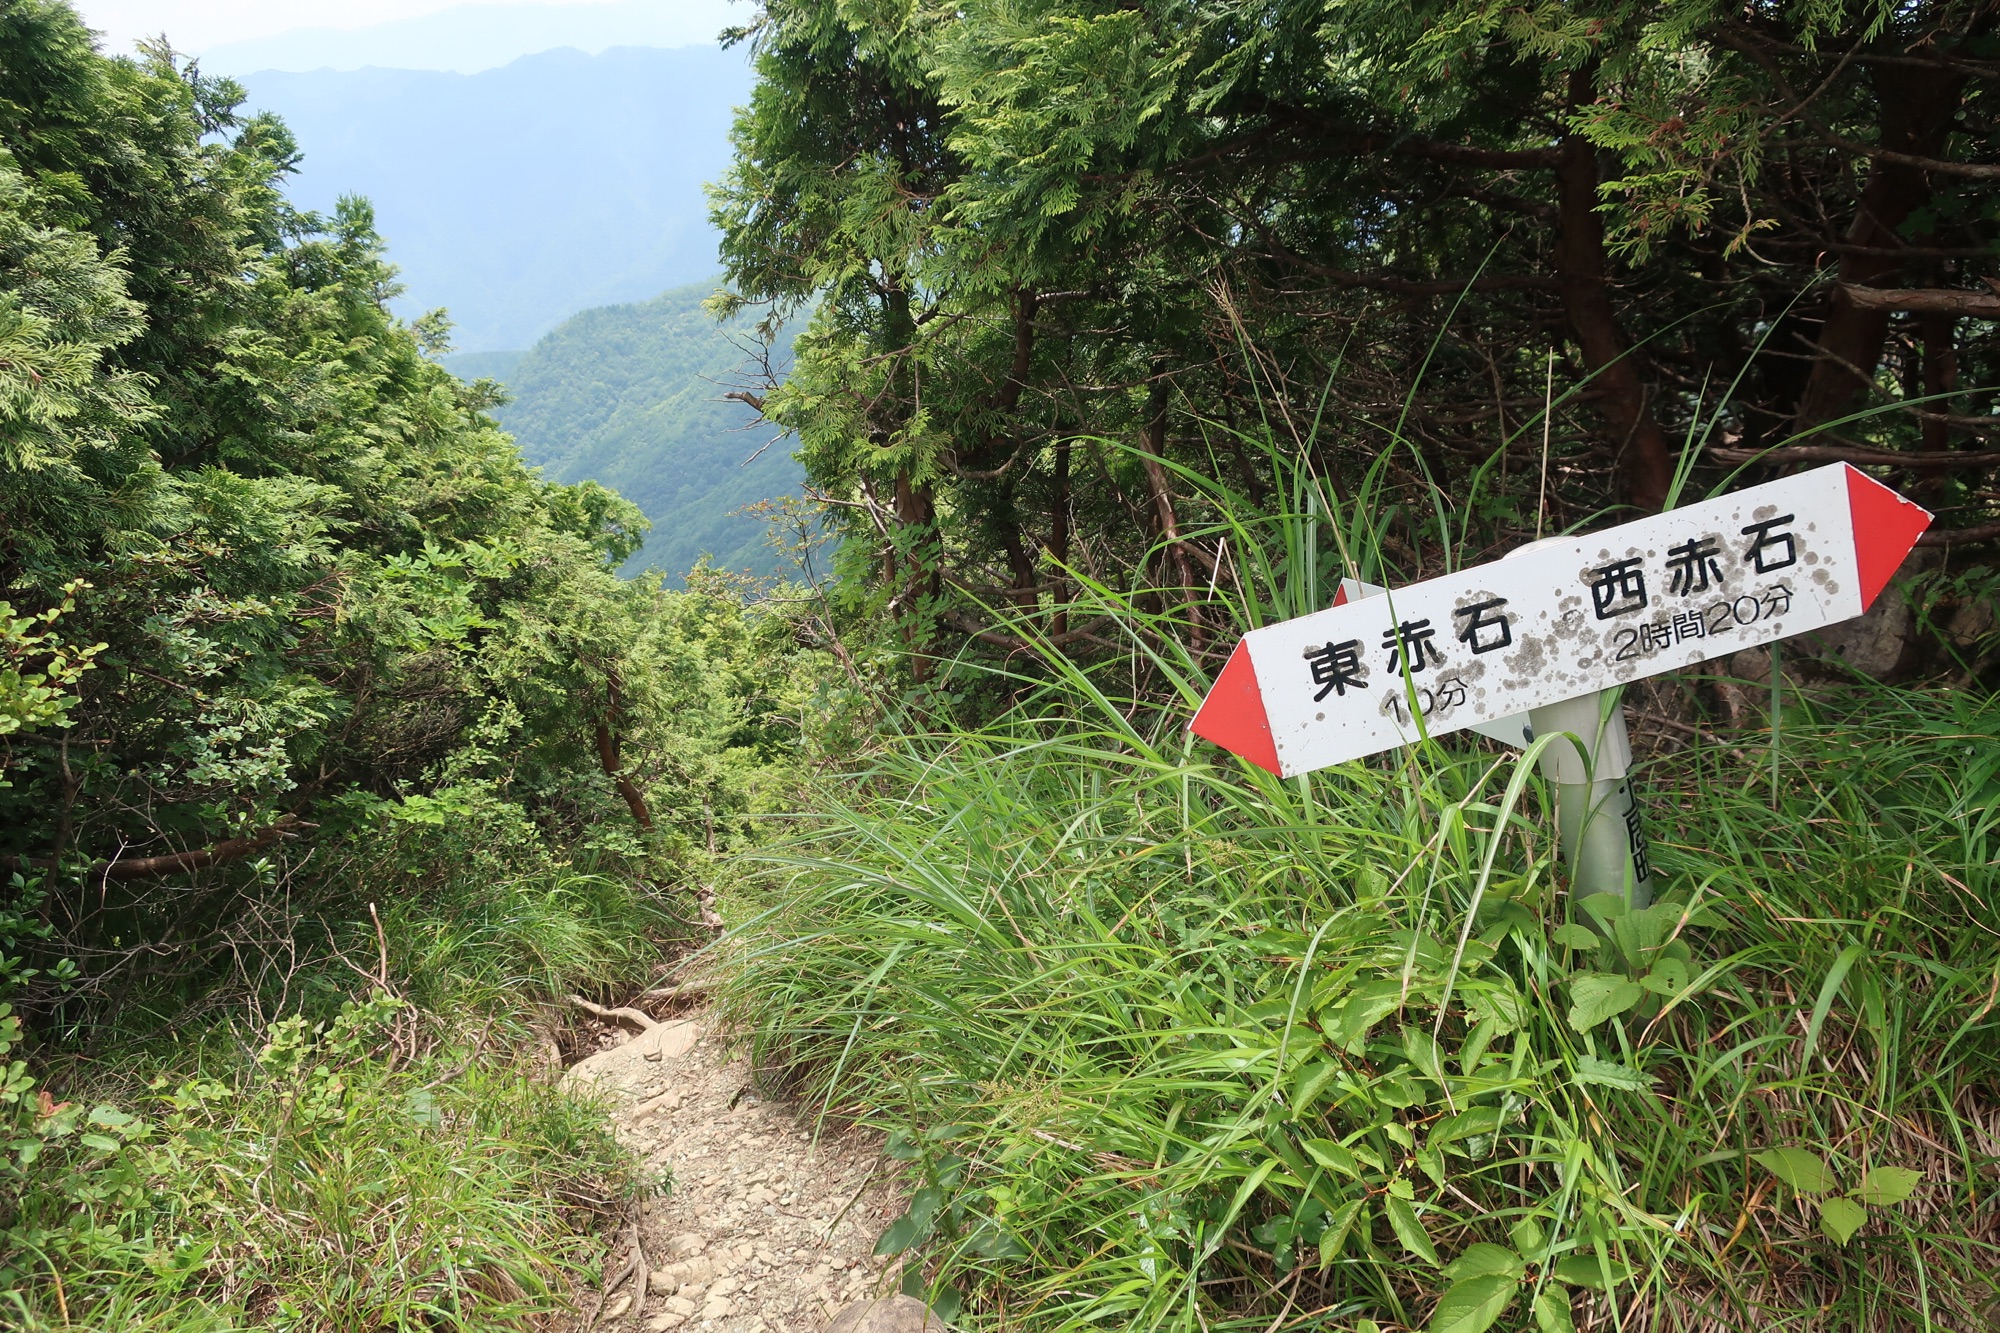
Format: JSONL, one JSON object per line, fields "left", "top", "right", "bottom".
{"left": 0, "top": 0, "right": 828, "bottom": 1021}
{"left": 716, "top": 0, "right": 2000, "bottom": 688}
{"left": 723, "top": 441, "right": 1996, "bottom": 1330}
{"left": 1, "top": 995, "right": 635, "bottom": 1332}
{"left": 0, "top": 6, "right": 835, "bottom": 1325}
{"left": 454, "top": 280, "right": 804, "bottom": 581}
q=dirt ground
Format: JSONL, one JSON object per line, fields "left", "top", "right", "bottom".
{"left": 560, "top": 1009, "right": 909, "bottom": 1333}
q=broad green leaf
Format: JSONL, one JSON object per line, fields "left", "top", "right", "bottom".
{"left": 1576, "top": 893, "right": 1627, "bottom": 927}
{"left": 1566, "top": 973, "right": 1643, "bottom": 1031}
{"left": 1818, "top": 1196, "right": 1867, "bottom": 1245}
{"left": 79, "top": 1132, "right": 121, "bottom": 1152}
{"left": 1508, "top": 1216, "right": 1546, "bottom": 1260}
{"left": 1318, "top": 1198, "right": 1364, "bottom": 1267}
{"left": 1252, "top": 1214, "right": 1294, "bottom": 1247}
{"left": 1457, "top": 1016, "right": 1498, "bottom": 1075}
{"left": 1751, "top": 1147, "right": 1836, "bottom": 1195}
{"left": 1551, "top": 1254, "right": 1630, "bottom": 1289}
{"left": 967, "top": 1222, "right": 1027, "bottom": 1259}
{"left": 1551, "top": 924, "right": 1599, "bottom": 950}
{"left": 907, "top": 1184, "right": 943, "bottom": 1228}
{"left": 1573, "top": 1054, "right": 1655, "bottom": 1093}
{"left": 1402, "top": 1026, "right": 1448, "bottom": 1082}
{"left": 1610, "top": 901, "right": 1673, "bottom": 960}
{"left": 1429, "top": 1107, "right": 1504, "bottom": 1149}
{"left": 1383, "top": 1193, "right": 1440, "bottom": 1266}
{"left": 1442, "top": 1242, "right": 1523, "bottom": 1282}
{"left": 1462, "top": 982, "right": 1526, "bottom": 1032}
{"left": 874, "top": 1213, "right": 920, "bottom": 1255}
{"left": 1292, "top": 1059, "right": 1341, "bottom": 1111}
{"left": 1853, "top": 1167, "right": 1922, "bottom": 1206}
{"left": 1640, "top": 955, "right": 1690, "bottom": 996}
{"left": 1302, "top": 1137, "right": 1359, "bottom": 1177}
{"left": 1425, "top": 1273, "right": 1519, "bottom": 1333}
{"left": 1331, "top": 979, "right": 1407, "bottom": 1049}
{"left": 1374, "top": 1074, "right": 1423, "bottom": 1108}
{"left": 1533, "top": 1287, "right": 1576, "bottom": 1333}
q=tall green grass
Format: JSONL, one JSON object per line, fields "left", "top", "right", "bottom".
{"left": 2, "top": 787, "right": 673, "bottom": 1332}
{"left": 4, "top": 994, "right": 637, "bottom": 1332}
{"left": 724, "top": 439, "right": 2000, "bottom": 1331}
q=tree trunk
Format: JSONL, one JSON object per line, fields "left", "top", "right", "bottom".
{"left": 1137, "top": 377, "right": 1207, "bottom": 649}
{"left": 1790, "top": 66, "right": 1968, "bottom": 436}
{"left": 1555, "top": 68, "right": 1673, "bottom": 511}
{"left": 595, "top": 669, "right": 653, "bottom": 831}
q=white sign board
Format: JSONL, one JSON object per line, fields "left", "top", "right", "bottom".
{"left": 1191, "top": 464, "right": 1930, "bottom": 778}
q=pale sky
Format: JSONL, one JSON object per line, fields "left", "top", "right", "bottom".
{"left": 73, "top": 0, "right": 736, "bottom": 58}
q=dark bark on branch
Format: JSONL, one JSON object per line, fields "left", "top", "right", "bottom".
{"left": 1839, "top": 285, "right": 2000, "bottom": 318}
{"left": 1917, "top": 518, "right": 2000, "bottom": 545}
{"left": 1, "top": 815, "right": 311, "bottom": 883}
{"left": 1554, "top": 69, "right": 1672, "bottom": 511}
{"left": 1710, "top": 444, "right": 2000, "bottom": 467}
{"left": 1811, "top": 133, "right": 2000, "bottom": 180}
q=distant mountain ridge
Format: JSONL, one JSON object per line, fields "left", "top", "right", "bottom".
{"left": 240, "top": 45, "right": 750, "bottom": 351}
{"left": 195, "top": 0, "right": 736, "bottom": 75}
{"left": 453, "top": 281, "right": 801, "bottom": 580}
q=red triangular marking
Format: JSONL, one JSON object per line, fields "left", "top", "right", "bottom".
{"left": 1190, "top": 640, "right": 1282, "bottom": 775}
{"left": 1842, "top": 465, "right": 1932, "bottom": 610}
{"left": 1332, "top": 584, "right": 1349, "bottom": 607}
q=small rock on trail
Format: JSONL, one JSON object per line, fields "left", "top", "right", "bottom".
{"left": 564, "top": 1009, "right": 921, "bottom": 1333}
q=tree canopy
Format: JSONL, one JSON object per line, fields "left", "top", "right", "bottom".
{"left": 0, "top": 0, "right": 812, "bottom": 1017}
{"left": 714, "top": 0, "right": 2000, "bottom": 676}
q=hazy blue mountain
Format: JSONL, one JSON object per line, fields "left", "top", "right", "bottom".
{"left": 452, "top": 281, "right": 801, "bottom": 580}
{"left": 197, "top": 0, "right": 736, "bottom": 75}
{"left": 239, "top": 45, "right": 750, "bottom": 351}
{"left": 447, "top": 350, "right": 525, "bottom": 383}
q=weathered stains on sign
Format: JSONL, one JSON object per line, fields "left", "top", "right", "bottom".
{"left": 1192, "top": 464, "right": 1931, "bottom": 777}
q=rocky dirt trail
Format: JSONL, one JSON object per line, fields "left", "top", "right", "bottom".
{"left": 559, "top": 1002, "right": 942, "bottom": 1333}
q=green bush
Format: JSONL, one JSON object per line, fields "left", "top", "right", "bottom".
{"left": 731, "top": 682, "right": 2000, "bottom": 1332}
{"left": 723, "top": 430, "right": 2000, "bottom": 1331}
{"left": 2, "top": 995, "right": 636, "bottom": 1332}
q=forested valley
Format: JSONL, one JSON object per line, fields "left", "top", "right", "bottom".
{"left": 4, "top": 0, "right": 1999, "bottom": 1331}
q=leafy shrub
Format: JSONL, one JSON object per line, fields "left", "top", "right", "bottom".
{"left": 2, "top": 995, "right": 634, "bottom": 1332}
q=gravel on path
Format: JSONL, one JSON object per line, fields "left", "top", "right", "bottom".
{"left": 562, "top": 1012, "right": 910, "bottom": 1333}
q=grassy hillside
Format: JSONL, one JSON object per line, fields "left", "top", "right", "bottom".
{"left": 240, "top": 46, "right": 750, "bottom": 351}
{"left": 453, "top": 281, "right": 802, "bottom": 581}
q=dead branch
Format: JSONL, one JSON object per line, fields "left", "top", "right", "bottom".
{"left": 1709, "top": 444, "right": 2000, "bottom": 467}
{"left": 1839, "top": 285, "right": 2000, "bottom": 317}
{"left": 568, "top": 994, "right": 658, "bottom": 1031}
{"left": 1917, "top": 517, "right": 2000, "bottom": 545}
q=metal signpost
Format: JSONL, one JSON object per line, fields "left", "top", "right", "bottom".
{"left": 1190, "top": 463, "right": 1934, "bottom": 903}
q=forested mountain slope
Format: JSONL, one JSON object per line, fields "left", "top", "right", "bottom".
{"left": 451, "top": 282, "right": 803, "bottom": 580}
{"left": 238, "top": 45, "right": 750, "bottom": 351}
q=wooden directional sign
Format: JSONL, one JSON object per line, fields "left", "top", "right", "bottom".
{"left": 1191, "top": 463, "right": 1931, "bottom": 778}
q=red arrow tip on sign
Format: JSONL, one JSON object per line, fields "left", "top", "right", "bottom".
{"left": 1843, "top": 465, "right": 1933, "bottom": 610}
{"left": 1190, "top": 640, "right": 1282, "bottom": 775}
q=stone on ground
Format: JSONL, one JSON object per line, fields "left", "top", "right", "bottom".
{"left": 823, "top": 1294, "right": 955, "bottom": 1333}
